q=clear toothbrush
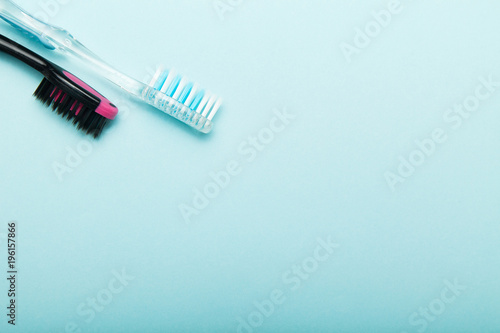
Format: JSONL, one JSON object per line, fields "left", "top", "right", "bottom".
{"left": 0, "top": 0, "right": 222, "bottom": 133}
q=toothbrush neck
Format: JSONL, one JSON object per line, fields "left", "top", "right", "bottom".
{"left": 65, "top": 42, "right": 146, "bottom": 97}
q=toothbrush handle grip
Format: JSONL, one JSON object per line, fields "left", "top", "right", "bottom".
{"left": 0, "top": 34, "right": 49, "bottom": 72}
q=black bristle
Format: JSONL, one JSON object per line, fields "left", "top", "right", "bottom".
{"left": 33, "top": 78, "right": 109, "bottom": 138}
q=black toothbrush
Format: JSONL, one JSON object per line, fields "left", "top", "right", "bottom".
{"left": 0, "top": 34, "right": 117, "bottom": 137}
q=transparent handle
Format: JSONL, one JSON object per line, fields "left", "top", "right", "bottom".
{"left": 0, "top": 0, "right": 57, "bottom": 49}
{"left": 0, "top": 0, "right": 141, "bottom": 93}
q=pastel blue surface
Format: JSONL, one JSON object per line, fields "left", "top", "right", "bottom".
{"left": 0, "top": 1, "right": 499, "bottom": 332}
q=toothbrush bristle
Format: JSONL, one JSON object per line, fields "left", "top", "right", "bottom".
{"left": 149, "top": 68, "right": 221, "bottom": 120}
{"left": 184, "top": 84, "right": 199, "bottom": 106}
{"left": 148, "top": 66, "right": 164, "bottom": 88}
{"left": 208, "top": 98, "right": 223, "bottom": 120}
{"left": 202, "top": 95, "right": 217, "bottom": 118}
{"left": 196, "top": 94, "right": 210, "bottom": 113}
{"left": 33, "top": 78, "right": 109, "bottom": 138}
{"left": 172, "top": 78, "right": 187, "bottom": 100}
{"left": 160, "top": 70, "right": 176, "bottom": 93}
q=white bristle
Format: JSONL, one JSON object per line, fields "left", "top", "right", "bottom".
{"left": 184, "top": 84, "right": 198, "bottom": 106}
{"left": 146, "top": 65, "right": 221, "bottom": 123}
{"left": 172, "top": 77, "right": 187, "bottom": 100}
{"left": 196, "top": 93, "right": 210, "bottom": 114}
{"left": 149, "top": 66, "right": 164, "bottom": 87}
{"left": 202, "top": 95, "right": 217, "bottom": 117}
{"left": 160, "top": 70, "right": 176, "bottom": 93}
{"left": 207, "top": 98, "right": 222, "bottom": 120}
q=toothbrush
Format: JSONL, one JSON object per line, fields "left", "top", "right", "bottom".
{"left": 0, "top": 33, "right": 118, "bottom": 137}
{"left": 0, "top": 0, "right": 221, "bottom": 134}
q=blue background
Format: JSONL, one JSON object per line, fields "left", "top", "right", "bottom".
{"left": 0, "top": 0, "right": 499, "bottom": 332}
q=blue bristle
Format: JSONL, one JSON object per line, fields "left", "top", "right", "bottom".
{"left": 154, "top": 70, "right": 169, "bottom": 90}
{"left": 178, "top": 83, "right": 193, "bottom": 104}
{"left": 190, "top": 90, "right": 205, "bottom": 110}
{"left": 166, "top": 75, "right": 181, "bottom": 97}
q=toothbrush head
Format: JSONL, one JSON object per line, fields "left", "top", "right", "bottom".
{"left": 33, "top": 67, "right": 118, "bottom": 138}
{"left": 0, "top": 33, "right": 116, "bottom": 138}
{"left": 143, "top": 67, "right": 222, "bottom": 134}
